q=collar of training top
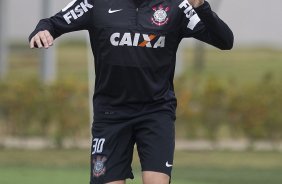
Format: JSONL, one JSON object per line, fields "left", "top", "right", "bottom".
{"left": 92, "top": 0, "right": 182, "bottom": 30}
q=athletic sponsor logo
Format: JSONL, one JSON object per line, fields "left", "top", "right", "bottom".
{"left": 166, "top": 161, "right": 173, "bottom": 167}
{"left": 110, "top": 33, "right": 166, "bottom": 48}
{"left": 108, "top": 8, "right": 123, "bottom": 14}
{"left": 92, "top": 138, "right": 105, "bottom": 154}
{"left": 63, "top": 0, "right": 93, "bottom": 24}
{"left": 93, "top": 155, "right": 107, "bottom": 177}
{"left": 178, "top": 0, "right": 200, "bottom": 30}
{"left": 151, "top": 5, "right": 170, "bottom": 26}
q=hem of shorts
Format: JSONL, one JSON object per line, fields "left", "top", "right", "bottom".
{"left": 90, "top": 176, "right": 134, "bottom": 184}
{"left": 104, "top": 176, "right": 134, "bottom": 183}
{"left": 141, "top": 168, "right": 171, "bottom": 177}
{"left": 142, "top": 169, "right": 172, "bottom": 184}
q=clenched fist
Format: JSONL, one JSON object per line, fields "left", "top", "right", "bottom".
{"left": 29, "top": 30, "right": 54, "bottom": 49}
{"left": 188, "top": 0, "right": 205, "bottom": 8}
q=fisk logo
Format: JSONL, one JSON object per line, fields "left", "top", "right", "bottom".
{"left": 110, "top": 33, "right": 166, "bottom": 48}
{"left": 63, "top": 0, "right": 93, "bottom": 24}
{"left": 178, "top": 0, "right": 200, "bottom": 30}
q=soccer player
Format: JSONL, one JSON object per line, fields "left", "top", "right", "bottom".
{"left": 29, "top": 0, "right": 233, "bottom": 183}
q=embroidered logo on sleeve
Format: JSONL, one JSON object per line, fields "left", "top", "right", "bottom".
{"left": 178, "top": 0, "right": 200, "bottom": 30}
{"left": 63, "top": 0, "right": 93, "bottom": 24}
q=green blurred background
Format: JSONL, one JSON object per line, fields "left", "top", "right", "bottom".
{"left": 1, "top": 0, "right": 282, "bottom": 184}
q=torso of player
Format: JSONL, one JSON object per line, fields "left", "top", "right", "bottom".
{"left": 62, "top": 0, "right": 200, "bottom": 119}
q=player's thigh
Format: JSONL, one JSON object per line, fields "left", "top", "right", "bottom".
{"left": 135, "top": 113, "right": 175, "bottom": 178}
{"left": 142, "top": 171, "right": 170, "bottom": 184}
{"left": 105, "top": 180, "right": 125, "bottom": 184}
{"left": 90, "top": 121, "right": 135, "bottom": 184}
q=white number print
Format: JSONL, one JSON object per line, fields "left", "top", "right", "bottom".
{"left": 92, "top": 138, "right": 105, "bottom": 154}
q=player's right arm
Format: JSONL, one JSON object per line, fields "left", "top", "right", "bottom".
{"left": 29, "top": 0, "right": 94, "bottom": 49}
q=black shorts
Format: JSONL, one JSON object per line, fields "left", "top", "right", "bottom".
{"left": 90, "top": 112, "right": 175, "bottom": 184}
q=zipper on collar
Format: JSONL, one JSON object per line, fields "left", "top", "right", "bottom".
{"left": 136, "top": 8, "right": 139, "bottom": 26}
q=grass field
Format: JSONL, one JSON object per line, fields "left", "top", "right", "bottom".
{"left": 1, "top": 149, "right": 282, "bottom": 184}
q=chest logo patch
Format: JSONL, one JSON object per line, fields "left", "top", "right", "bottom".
{"left": 151, "top": 5, "right": 170, "bottom": 26}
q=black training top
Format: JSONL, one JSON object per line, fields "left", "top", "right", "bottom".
{"left": 29, "top": 0, "right": 234, "bottom": 121}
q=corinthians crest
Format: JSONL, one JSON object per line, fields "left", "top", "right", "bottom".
{"left": 92, "top": 155, "right": 107, "bottom": 178}
{"left": 151, "top": 5, "right": 170, "bottom": 26}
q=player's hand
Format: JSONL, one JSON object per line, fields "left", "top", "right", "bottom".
{"left": 188, "top": 0, "right": 205, "bottom": 8}
{"left": 29, "top": 30, "right": 54, "bottom": 49}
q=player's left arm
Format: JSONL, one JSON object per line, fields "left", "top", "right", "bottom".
{"left": 181, "top": 0, "right": 234, "bottom": 50}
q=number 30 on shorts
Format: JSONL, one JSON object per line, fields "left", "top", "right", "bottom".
{"left": 92, "top": 138, "right": 105, "bottom": 154}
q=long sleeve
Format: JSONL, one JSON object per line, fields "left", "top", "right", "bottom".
{"left": 29, "top": 0, "right": 94, "bottom": 42}
{"left": 180, "top": 1, "right": 234, "bottom": 50}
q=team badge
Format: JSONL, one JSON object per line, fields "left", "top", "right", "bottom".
{"left": 151, "top": 5, "right": 170, "bottom": 26}
{"left": 92, "top": 155, "right": 107, "bottom": 177}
